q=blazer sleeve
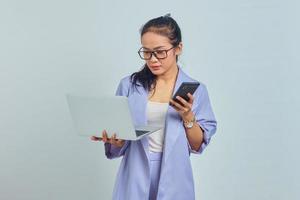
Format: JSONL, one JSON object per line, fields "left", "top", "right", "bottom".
{"left": 104, "top": 77, "right": 131, "bottom": 159}
{"left": 188, "top": 84, "right": 217, "bottom": 154}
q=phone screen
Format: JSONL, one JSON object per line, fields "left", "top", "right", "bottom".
{"left": 172, "top": 82, "right": 200, "bottom": 105}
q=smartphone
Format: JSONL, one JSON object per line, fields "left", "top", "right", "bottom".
{"left": 171, "top": 82, "right": 200, "bottom": 105}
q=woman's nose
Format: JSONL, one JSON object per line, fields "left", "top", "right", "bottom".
{"left": 150, "top": 53, "right": 159, "bottom": 62}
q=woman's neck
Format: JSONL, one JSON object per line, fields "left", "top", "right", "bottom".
{"left": 156, "top": 65, "right": 179, "bottom": 84}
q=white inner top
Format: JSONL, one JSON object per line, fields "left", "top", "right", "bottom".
{"left": 146, "top": 101, "right": 169, "bottom": 153}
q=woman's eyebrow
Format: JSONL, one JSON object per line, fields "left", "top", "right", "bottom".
{"left": 142, "top": 46, "right": 166, "bottom": 50}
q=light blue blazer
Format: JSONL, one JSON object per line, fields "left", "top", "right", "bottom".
{"left": 104, "top": 67, "right": 217, "bottom": 200}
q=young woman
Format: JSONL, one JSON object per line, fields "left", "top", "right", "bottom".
{"left": 92, "top": 14, "right": 217, "bottom": 200}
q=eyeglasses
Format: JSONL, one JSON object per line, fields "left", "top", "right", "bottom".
{"left": 138, "top": 46, "right": 176, "bottom": 60}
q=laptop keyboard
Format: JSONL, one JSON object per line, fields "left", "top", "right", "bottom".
{"left": 135, "top": 130, "right": 149, "bottom": 137}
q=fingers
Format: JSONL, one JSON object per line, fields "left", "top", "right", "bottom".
{"left": 110, "top": 133, "right": 124, "bottom": 147}
{"left": 90, "top": 136, "right": 102, "bottom": 141}
{"left": 110, "top": 133, "right": 117, "bottom": 146}
{"left": 97, "top": 131, "right": 123, "bottom": 147}
{"left": 187, "top": 93, "right": 194, "bottom": 104}
{"left": 91, "top": 130, "right": 124, "bottom": 147}
{"left": 175, "top": 95, "right": 191, "bottom": 108}
{"left": 169, "top": 99, "right": 183, "bottom": 111}
{"left": 115, "top": 139, "right": 125, "bottom": 147}
{"left": 102, "top": 130, "right": 108, "bottom": 143}
{"left": 170, "top": 95, "right": 192, "bottom": 113}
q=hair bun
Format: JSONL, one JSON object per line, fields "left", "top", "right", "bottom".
{"left": 163, "top": 13, "right": 171, "bottom": 18}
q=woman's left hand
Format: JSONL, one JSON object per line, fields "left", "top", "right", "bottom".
{"left": 169, "top": 93, "right": 195, "bottom": 121}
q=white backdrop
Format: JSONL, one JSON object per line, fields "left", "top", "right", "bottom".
{"left": 1, "top": 0, "right": 299, "bottom": 199}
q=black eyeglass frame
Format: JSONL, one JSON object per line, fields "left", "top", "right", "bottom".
{"left": 137, "top": 46, "right": 177, "bottom": 60}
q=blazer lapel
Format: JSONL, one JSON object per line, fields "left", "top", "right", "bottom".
{"left": 163, "top": 67, "right": 191, "bottom": 162}
{"left": 127, "top": 84, "right": 150, "bottom": 160}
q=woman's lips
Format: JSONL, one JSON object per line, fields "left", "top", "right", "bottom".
{"left": 150, "top": 65, "right": 161, "bottom": 70}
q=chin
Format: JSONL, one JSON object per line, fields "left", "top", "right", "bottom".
{"left": 149, "top": 69, "right": 165, "bottom": 76}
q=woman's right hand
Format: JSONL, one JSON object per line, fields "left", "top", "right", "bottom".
{"left": 91, "top": 130, "right": 125, "bottom": 148}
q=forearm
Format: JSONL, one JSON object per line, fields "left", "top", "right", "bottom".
{"left": 183, "top": 112, "right": 204, "bottom": 151}
{"left": 185, "top": 124, "right": 204, "bottom": 151}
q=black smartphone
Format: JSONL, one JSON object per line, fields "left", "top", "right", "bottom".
{"left": 171, "top": 82, "right": 200, "bottom": 105}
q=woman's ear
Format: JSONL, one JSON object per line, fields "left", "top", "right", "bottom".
{"left": 175, "top": 42, "right": 183, "bottom": 56}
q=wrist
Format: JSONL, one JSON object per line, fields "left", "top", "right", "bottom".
{"left": 183, "top": 112, "right": 196, "bottom": 129}
{"left": 182, "top": 111, "right": 195, "bottom": 122}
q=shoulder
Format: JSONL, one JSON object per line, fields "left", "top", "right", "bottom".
{"left": 115, "top": 75, "right": 133, "bottom": 96}
{"left": 115, "top": 74, "right": 142, "bottom": 96}
{"left": 118, "top": 75, "right": 132, "bottom": 86}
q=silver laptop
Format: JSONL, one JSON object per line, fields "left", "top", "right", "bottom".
{"left": 66, "top": 95, "right": 162, "bottom": 140}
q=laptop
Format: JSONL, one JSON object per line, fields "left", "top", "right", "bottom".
{"left": 66, "top": 95, "right": 162, "bottom": 140}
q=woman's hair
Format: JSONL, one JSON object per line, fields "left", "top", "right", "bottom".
{"left": 130, "top": 14, "right": 182, "bottom": 92}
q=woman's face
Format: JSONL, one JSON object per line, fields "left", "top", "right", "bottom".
{"left": 140, "top": 32, "right": 182, "bottom": 76}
